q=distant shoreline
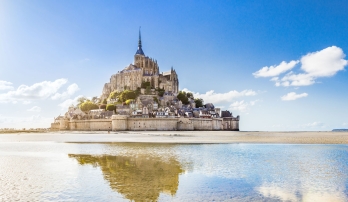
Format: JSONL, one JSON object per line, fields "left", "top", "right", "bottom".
{"left": 1, "top": 131, "right": 348, "bottom": 144}
{"left": 0, "top": 130, "right": 48, "bottom": 134}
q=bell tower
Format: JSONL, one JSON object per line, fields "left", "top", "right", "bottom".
{"left": 134, "top": 27, "right": 145, "bottom": 67}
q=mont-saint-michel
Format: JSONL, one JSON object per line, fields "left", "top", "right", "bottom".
{"left": 3, "top": 1, "right": 348, "bottom": 201}
{"left": 51, "top": 31, "right": 240, "bottom": 131}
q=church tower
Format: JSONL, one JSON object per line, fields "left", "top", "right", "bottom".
{"left": 134, "top": 28, "right": 145, "bottom": 67}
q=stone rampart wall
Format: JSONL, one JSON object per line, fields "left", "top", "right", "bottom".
{"left": 191, "top": 119, "right": 213, "bottom": 130}
{"left": 212, "top": 118, "right": 223, "bottom": 130}
{"left": 53, "top": 116, "right": 239, "bottom": 131}
{"left": 127, "top": 118, "right": 178, "bottom": 131}
{"left": 50, "top": 123, "right": 60, "bottom": 130}
{"left": 69, "top": 119, "right": 112, "bottom": 131}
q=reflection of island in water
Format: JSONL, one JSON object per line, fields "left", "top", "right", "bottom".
{"left": 69, "top": 153, "right": 184, "bottom": 201}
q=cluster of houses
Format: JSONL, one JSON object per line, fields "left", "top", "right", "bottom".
{"left": 55, "top": 105, "right": 114, "bottom": 122}
{"left": 58, "top": 92, "right": 236, "bottom": 122}
{"left": 109, "top": 92, "right": 225, "bottom": 119}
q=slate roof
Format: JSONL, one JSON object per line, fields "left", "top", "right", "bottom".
{"left": 204, "top": 103, "right": 215, "bottom": 109}
{"left": 136, "top": 47, "right": 144, "bottom": 55}
{"left": 221, "top": 110, "right": 232, "bottom": 118}
{"left": 120, "top": 64, "right": 141, "bottom": 73}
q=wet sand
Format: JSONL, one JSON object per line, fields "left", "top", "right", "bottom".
{"left": 0, "top": 131, "right": 348, "bottom": 144}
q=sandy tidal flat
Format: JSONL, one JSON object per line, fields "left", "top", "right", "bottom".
{"left": 0, "top": 131, "right": 348, "bottom": 144}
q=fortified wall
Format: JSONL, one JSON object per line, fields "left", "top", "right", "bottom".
{"left": 52, "top": 115, "right": 239, "bottom": 131}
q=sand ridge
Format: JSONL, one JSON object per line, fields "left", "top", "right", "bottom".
{"left": 0, "top": 131, "right": 348, "bottom": 144}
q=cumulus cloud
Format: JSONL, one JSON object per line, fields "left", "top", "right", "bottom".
{"left": 301, "top": 46, "right": 347, "bottom": 77}
{"left": 51, "top": 83, "right": 80, "bottom": 100}
{"left": 281, "top": 92, "right": 308, "bottom": 101}
{"left": 254, "top": 46, "right": 347, "bottom": 87}
{"left": 0, "top": 78, "right": 68, "bottom": 103}
{"left": 27, "top": 106, "right": 41, "bottom": 112}
{"left": 253, "top": 60, "right": 299, "bottom": 78}
{"left": 0, "top": 80, "right": 14, "bottom": 91}
{"left": 229, "top": 101, "right": 248, "bottom": 111}
{"left": 181, "top": 88, "right": 257, "bottom": 104}
{"left": 229, "top": 100, "right": 260, "bottom": 112}
{"left": 280, "top": 73, "right": 315, "bottom": 86}
{"left": 280, "top": 46, "right": 347, "bottom": 86}
{"left": 250, "top": 100, "right": 259, "bottom": 106}
{"left": 58, "top": 95, "right": 84, "bottom": 110}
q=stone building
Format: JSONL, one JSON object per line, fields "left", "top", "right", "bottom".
{"left": 101, "top": 30, "right": 179, "bottom": 100}
{"left": 51, "top": 30, "right": 240, "bottom": 131}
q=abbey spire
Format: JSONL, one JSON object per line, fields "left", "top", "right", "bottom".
{"left": 135, "top": 27, "right": 145, "bottom": 55}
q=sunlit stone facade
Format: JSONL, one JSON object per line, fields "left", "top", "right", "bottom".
{"left": 101, "top": 31, "right": 179, "bottom": 100}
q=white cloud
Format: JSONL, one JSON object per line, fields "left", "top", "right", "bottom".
{"left": 250, "top": 100, "right": 260, "bottom": 106}
{"left": 256, "top": 46, "right": 348, "bottom": 87}
{"left": 228, "top": 100, "right": 260, "bottom": 112}
{"left": 281, "top": 92, "right": 308, "bottom": 101}
{"left": 280, "top": 72, "right": 315, "bottom": 86}
{"left": 343, "top": 123, "right": 348, "bottom": 126}
{"left": 300, "top": 122, "right": 325, "bottom": 128}
{"left": 0, "top": 115, "right": 52, "bottom": 129}
{"left": 0, "top": 80, "right": 13, "bottom": 91}
{"left": 272, "top": 124, "right": 290, "bottom": 128}
{"left": 253, "top": 60, "right": 299, "bottom": 78}
{"left": 51, "top": 83, "right": 80, "bottom": 100}
{"left": 0, "top": 78, "right": 68, "bottom": 103}
{"left": 270, "top": 77, "right": 279, "bottom": 81}
{"left": 229, "top": 100, "right": 248, "bottom": 112}
{"left": 181, "top": 88, "right": 257, "bottom": 104}
{"left": 301, "top": 46, "right": 347, "bottom": 77}
{"left": 280, "top": 46, "right": 347, "bottom": 86}
{"left": 22, "top": 100, "right": 31, "bottom": 105}
{"left": 58, "top": 95, "right": 83, "bottom": 110}
{"left": 27, "top": 106, "right": 41, "bottom": 112}
{"left": 215, "top": 106, "right": 225, "bottom": 109}
{"left": 257, "top": 186, "right": 298, "bottom": 202}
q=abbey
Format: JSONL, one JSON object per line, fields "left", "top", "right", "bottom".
{"left": 101, "top": 31, "right": 179, "bottom": 101}
{"left": 51, "top": 30, "right": 240, "bottom": 131}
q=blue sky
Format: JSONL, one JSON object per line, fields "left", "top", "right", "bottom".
{"left": 0, "top": 0, "right": 347, "bottom": 130}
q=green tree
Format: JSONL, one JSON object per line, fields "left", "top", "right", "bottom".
{"left": 125, "top": 99, "right": 134, "bottom": 105}
{"left": 80, "top": 101, "right": 99, "bottom": 112}
{"left": 108, "top": 91, "right": 120, "bottom": 100}
{"left": 102, "top": 99, "right": 107, "bottom": 104}
{"left": 145, "top": 86, "right": 151, "bottom": 95}
{"left": 141, "top": 81, "right": 151, "bottom": 88}
{"left": 119, "top": 90, "right": 136, "bottom": 102}
{"left": 106, "top": 104, "right": 116, "bottom": 111}
{"left": 186, "top": 92, "right": 193, "bottom": 99}
{"left": 135, "top": 87, "right": 141, "bottom": 96}
{"left": 77, "top": 97, "right": 87, "bottom": 107}
{"left": 177, "top": 91, "right": 189, "bottom": 105}
{"left": 194, "top": 98, "right": 204, "bottom": 108}
{"left": 156, "top": 88, "right": 165, "bottom": 97}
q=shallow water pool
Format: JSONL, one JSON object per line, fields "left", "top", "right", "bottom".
{"left": 0, "top": 142, "right": 347, "bottom": 201}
